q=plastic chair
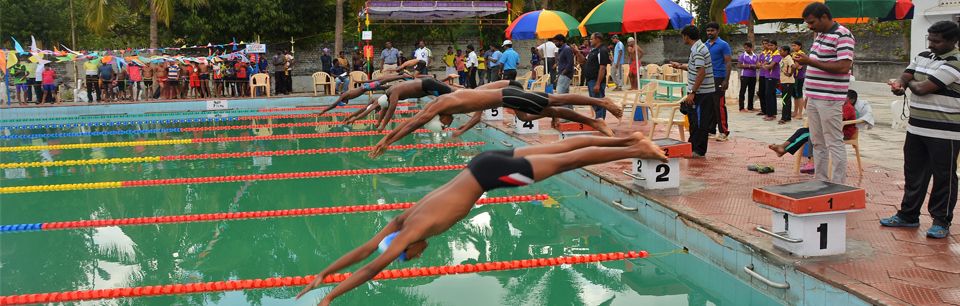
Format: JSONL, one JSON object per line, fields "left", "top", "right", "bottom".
{"left": 660, "top": 65, "right": 681, "bottom": 82}
{"left": 533, "top": 65, "right": 545, "bottom": 79}
{"left": 648, "top": 100, "right": 686, "bottom": 140}
{"left": 529, "top": 74, "right": 549, "bottom": 92}
{"left": 573, "top": 66, "right": 582, "bottom": 85}
{"left": 891, "top": 99, "right": 909, "bottom": 130}
{"left": 249, "top": 73, "right": 271, "bottom": 97}
{"left": 312, "top": 72, "right": 335, "bottom": 96}
{"left": 644, "top": 64, "right": 661, "bottom": 79}
{"left": 516, "top": 71, "right": 533, "bottom": 89}
{"left": 792, "top": 119, "right": 864, "bottom": 177}
{"left": 372, "top": 70, "right": 384, "bottom": 81}
{"left": 631, "top": 81, "right": 660, "bottom": 126}
{"left": 349, "top": 71, "right": 368, "bottom": 89}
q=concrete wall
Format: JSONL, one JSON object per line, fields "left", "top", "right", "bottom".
{"left": 910, "top": 1, "right": 960, "bottom": 58}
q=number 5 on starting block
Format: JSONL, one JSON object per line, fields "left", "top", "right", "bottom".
{"left": 483, "top": 107, "right": 504, "bottom": 121}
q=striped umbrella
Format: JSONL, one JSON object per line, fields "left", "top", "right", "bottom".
{"left": 578, "top": 0, "right": 694, "bottom": 35}
{"left": 724, "top": 0, "right": 914, "bottom": 24}
{"left": 505, "top": 10, "right": 582, "bottom": 40}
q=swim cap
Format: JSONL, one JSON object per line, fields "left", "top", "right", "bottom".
{"left": 424, "top": 115, "right": 443, "bottom": 132}
{"left": 377, "top": 231, "right": 409, "bottom": 262}
{"left": 377, "top": 95, "right": 390, "bottom": 109}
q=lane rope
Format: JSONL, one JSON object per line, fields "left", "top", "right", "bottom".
{"left": 0, "top": 250, "right": 649, "bottom": 305}
{"left": 0, "top": 142, "right": 483, "bottom": 169}
{"left": 0, "top": 119, "right": 407, "bottom": 140}
{"left": 0, "top": 110, "right": 419, "bottom": 132}
{"left": 0, "top": 194, "right": 546, "bottom": 233}
{"left": 258, "top": 103, "right": 416, "bottom": 112}
{"left": 0, "top": 164, "right": 465, "bottom": 194}
{"left": 0, "top": 128, "right": 455, "bottom": 152}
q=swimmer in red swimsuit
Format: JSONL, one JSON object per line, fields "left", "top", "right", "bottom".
{"left": 296, "top": 132, "right": 667, "bottom": 305}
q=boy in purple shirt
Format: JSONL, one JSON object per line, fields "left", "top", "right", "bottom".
{"left": 761, "top": 40, "right": 782, "bottom": 120}
{"left": 737, "top": 42, "right": 758, "bottom": 111}
{"left": 756, "top": 39, "right": 770, "bottom": 116}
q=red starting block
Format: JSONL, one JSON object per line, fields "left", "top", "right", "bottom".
{"left": 653, "top": 138, "right": 692, "bottom": 159}
{"left": 626, "top": 138, "right": 691, "bottom": 190}
{"left": 753, "top": 181, "right": 865, "bottom": 257}
{"left": 557, "top": 122, "right": 596, "bottom": 140}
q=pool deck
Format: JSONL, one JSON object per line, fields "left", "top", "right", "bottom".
{"left": 485, "top": 104, "right": 959, "bottom": 305}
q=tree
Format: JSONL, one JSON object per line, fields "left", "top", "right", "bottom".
{"left": 335, "top": 0, "right": 344, "bottom": 56}
{"left": 83, "top": 0, "right": 207, "bottom": 50}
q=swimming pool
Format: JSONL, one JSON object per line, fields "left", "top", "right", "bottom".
{"left": 0, "top": 99, "right": 783, "bottom": 305}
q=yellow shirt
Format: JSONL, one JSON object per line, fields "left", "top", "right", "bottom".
{"left": 779, "top": 55, "right": 795, "bottom": 83}
{"left": 478, "top": 57, "right": 486, "bottom": 70}
{"left": 443, "top": 54, "right": 456, "bottom": 67}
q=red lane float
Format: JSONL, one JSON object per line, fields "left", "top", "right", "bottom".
{"left": 178, "top": 119, "right": 406, "bottom": 132}
{"left": 238, "top": 110, "right": 419, "bottom": 120}
{"left": 189, "top": 128, "right": 455, "bottom": 143}
{"left": 0, "top": 250, "right": 649, "bottom": 305}
{"left": 119, "top": 164, "right": 465, "bottom": 188}
{"left": 258, "top": 103, "right": 417, "bottom": 112}
{"left": 159, "top": 142, "right": 484, "bottom": 162}
{"left": 38, "top": 194, "right": 547, "bottom": 231}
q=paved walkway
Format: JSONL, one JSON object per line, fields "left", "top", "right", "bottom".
{"left": 490, "top": 82, "right": 958, "bottom": 305}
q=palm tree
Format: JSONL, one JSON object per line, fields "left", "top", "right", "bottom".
{"left": 83, "top": 0, "right": 207, "bottom": 50}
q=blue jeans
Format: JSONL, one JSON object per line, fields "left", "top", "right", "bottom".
{"left": 586, "top": 79, "right": 606, "bottom": 119}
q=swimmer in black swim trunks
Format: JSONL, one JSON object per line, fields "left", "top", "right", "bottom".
{"left": 368, "top": 87, "right": 624, "bottom": 157}
{"left": 343, "top": 79, "right": 514, "bottom": 131}
{"left": 296, "top": 132, "right": 667, "bottom": 305}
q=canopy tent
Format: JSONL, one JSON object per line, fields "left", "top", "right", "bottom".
{"left": 364, "top": 1, "right": 510, "bottom": 24}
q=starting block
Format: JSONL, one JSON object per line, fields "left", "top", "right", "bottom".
{"left": 627, "top": 138, "right": 692, "bottom": 190}
{"left": 483, "top": 107, "right": 504, "bottom": 121}
{"left": 514, "top": 116, "right": 540, "bottom": 134}
{"left": 557, "top": 122, "right": 597, "bottom": 140}
{"left": 753, "top": 181, "right": 865, "bottom": 257}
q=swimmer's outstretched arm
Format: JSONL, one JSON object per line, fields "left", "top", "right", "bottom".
{"left": 371, "top": 108, "right": 438, "bottom": 157}
{"left": 453, "top": 111, "right": 483, "bottom": 138}
{"left": 376, "top": 93, "right": 403, "bottom": 131}
{"left": 295, "top": 220, "right": 401, "bottom": 300}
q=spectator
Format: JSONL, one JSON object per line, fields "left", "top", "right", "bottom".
{"left": 761, "top": 40, "right": 782, "bottom": 121}
{"left": 529, "top": 46, "right": 541, "bottom": 80}
{"left": 41, "top": 65, "right": 56, "bottom": 104}
{"left": 32, "top": 61, "right": 45, "bottom": 103}
{"left": 321, "top": 48, "right": 333, "bottom": 74}
{"left": 554, "top": 34, "right": 574, "bottom": 95}
{"left": 284, "top": 51, "right": 295, "bottom": 94}
{"left": 466, "top": 45, "right": 478, "bottom": 88}
{"left": 22, "top": 59, "right": 37, "bottom": 103}
{"left": 330, "top": 60, "right": 349, "bottom": 94}
{"left": 705, "top": 22, "right": 732, "bottom": 141}
{"left": 455, "top": 49, "right": 466, "bottom": 86}
{"left": 881, "top": 21, "right": 960, "bottom": 238}
{"left": 128, "top": 62, "right": 143, "bottom": 101}
{"left": 444, "top": 47, "right": 457, "bottom": 78}
{"left": 670, "top": 25, "right": 715, "bottom": 157}
{"left": 381, "top": 42, "right": 399, "bottom": 72}
{"left": 790, "top": 41, "right": 808, "bottom": 120}
{"left": 414, "top": 40, "right": 431, "bottom": 75}
{"left": 477, "top": 49, "right": 487, "bottom": 86}
{"left": 352, "top": 50, "right": 364, "bottom": 72}
{"left": 98, "top": 59, "right": 115, "bottom": 102}
{"left": 768, "top": 90, "right": 862, "bottom": 157}
{"left": 499, "top": 40, "right": 520, "bottom": 80}
{"left": 794, "top": 2, "right": 856, "bottom": 184}
{"left": 189, "top": 63, "right": 202, "bottom": 98}
{"left": 610, "top": 34, "right": 625, "bottom": 91}
{"left": 273, "top": 53, "right": 286, "bottom": 94}
{"left": 82, "top": 57, "right": 100, "bottom": 103}
{"left": 626, "top": 37, "right": 643, "bottom": 90}
{"left": 258, "top": 54, "right": 269, "bottom": 75}
{"left": 778, "top": 45, "right": 796, "bottom": 124}
{"left": 537, "top": 39, "right": 557, "bottom": 85}
{"left": 583, "top": 32, "right": 611, "bottom": 119}
{"left": 235, "top": 60, "right": 248, "bottom": 97}
{"left": 142, "top": 62, "right": 154, "bottom": 100}
{"left": 738, "top": 42, "right": 758, "bottom": 112}
{"left": 336, "top": 51, "right": 349, "bottom": 68}
{"left": 488, "top": 45, "right": 502, "bottom": 83}
{"left": 165, "top": 61, "right": 180, "bottom": 99}
{"left": 757, "top": 39, "right": 771, "bottom": 116}
{"left": 10, "top": 59, "right": 28, "bottom": 104}
{"left": 397, "top": 51, "right": 407, "bottom": 67}
{"left": 153, "top": 62, "right": 166, "bottom": 99}
{"left": 199, "top": 59, "right": 211, "bottom": 98}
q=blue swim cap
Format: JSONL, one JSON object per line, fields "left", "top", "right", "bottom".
{"left": 378, "top": 231, "right": 409, "bottom": 262}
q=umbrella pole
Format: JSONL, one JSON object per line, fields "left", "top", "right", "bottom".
{"left": 634, "top": 33, "right": 639, "bottom": 86}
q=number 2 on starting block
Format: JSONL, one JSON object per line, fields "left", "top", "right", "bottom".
{"left": 514, "top": 117, "right": 539, "bottom": 134}
{"left": 483, "top": 107, "right": 504, "bottom": 121}
{"left": 630, "top": 158, "right": 679, "bottom": 189}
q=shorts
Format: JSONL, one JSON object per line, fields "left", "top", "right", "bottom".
{"left": 42, "top": 84, "right": 56, "bottom": 91}
{"left": 362, "top": 81, "right": 385, "bottom": 91}
{"left": 15, "top": 84, "right": 28, "bottom": 91}
{"left": 501, "top": 87, "right": 549, "bottom": 115}
{"left": 167, "top": 80, "right": 179, "bottom": 86}
{"left": 466, "top": 150, "right": 535, "bottom": 192}
{"left": 420, "top": 78, "right": 453, "bottom": 96}
{"left": 793, "top": 78, "right": 804, "bottom": 98}
{"left": 200, "top": 74, "right": 210, "bottom": 80}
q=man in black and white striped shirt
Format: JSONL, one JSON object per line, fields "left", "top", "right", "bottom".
{"left": 670, "top": 25, "right": 715, "bottom": 157}
{"left": 881, "top": 21, "right": 960, "bottom": 239}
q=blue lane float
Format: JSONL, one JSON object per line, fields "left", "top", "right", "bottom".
{"left": 0, "top": 117, "right": 239, "bottom": 131}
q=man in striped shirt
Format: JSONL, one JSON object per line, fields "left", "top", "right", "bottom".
{"left": 880, "top": 21, "right": 960, "bottom": 239}
{"left": 794, "top": 2, "right": 855, "bottom": 184}
{"left": 670, "top": 25, "right": 715, "bottom": 157}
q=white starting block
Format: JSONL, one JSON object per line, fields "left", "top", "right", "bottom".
{"left": 753, "top": 181, "right": 865, "bottom": 257}
{"left": 626, "top": 138, "right": 691, "bottom": 190}
{"left": 483, "top": 107, "right": 504, "bottom": 121}
{"left": 514, "top": 116, "right": 540, "bottom": 134}
{"left": 557, "top": 122, "right": 597, "bottom": 140}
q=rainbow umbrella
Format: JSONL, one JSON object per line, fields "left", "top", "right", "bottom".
{"left": 724, "top": 0, "right": 913, "bottom": 24}
{"left": 578, "top": 0, "right": 693, "bottom": 35}
{"left": 506, "top": 10, "right": 582, "bottom": 40}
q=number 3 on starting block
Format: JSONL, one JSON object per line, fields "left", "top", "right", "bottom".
{"left": 483, "top": 107, "right": 504, "bottom": 121}
{"left": 514, "top": 117, "right": 539, "bottom": 134}
{"left": 631, "top": 158, "right": 679, "bottom": 189}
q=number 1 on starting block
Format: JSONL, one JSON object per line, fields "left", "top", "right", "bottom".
{"left": 483, "top": 107, "right": 503, "bottom": 121}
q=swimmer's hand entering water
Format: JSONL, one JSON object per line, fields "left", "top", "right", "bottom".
{"left": 295, "top": 272, "right": 329, "bottom": 300}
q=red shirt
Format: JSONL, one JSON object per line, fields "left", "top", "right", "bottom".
{"left": 42, "top": 70, "right": 56, "bottom": 85}
{"left": 843, "top": 101, "right": 857, "bottom": 140}
{"left": 235, "top": 63, "right": 247, "bottom": 78}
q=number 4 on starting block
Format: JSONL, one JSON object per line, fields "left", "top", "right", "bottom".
{"left": 557, "top": 122, "right": 596, "bottom": 140}
{"left": 514, "top": 117, "right": 540, "bottom": 134}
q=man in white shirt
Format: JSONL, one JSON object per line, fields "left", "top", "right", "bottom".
{"left": 465, "top": 45, "right": 479, "bottom": 88}
{"left": 414, "top": 40, "right": 431, "bottom": 75}
{"left": 537, "top": 40, "right": 558, "bottom": 85}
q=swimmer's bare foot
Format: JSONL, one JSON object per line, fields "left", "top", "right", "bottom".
{"left": 628, "top": 132, "right": 668, "bottom": 162}
{"left": 601, "top": 97, "right": 623, "bottom": 119}
{"left": 592, "top": 119, "right": 614, "bottom": 137}
{"left": 768, "top": 144, "right": 787, "bottom": 157}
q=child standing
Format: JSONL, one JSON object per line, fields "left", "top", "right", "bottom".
{"left": 127, "top": 63, "right": 143, "bottom": 101}
{"left": 41, "top": 65, "right": 57, "bottom": 104}
{"left": 189, "top": 64, "right": 201, "bottom": 98}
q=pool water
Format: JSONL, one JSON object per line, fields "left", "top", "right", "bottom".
{"left": 0, "top": 113, "right": 781, "bottom": 305}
